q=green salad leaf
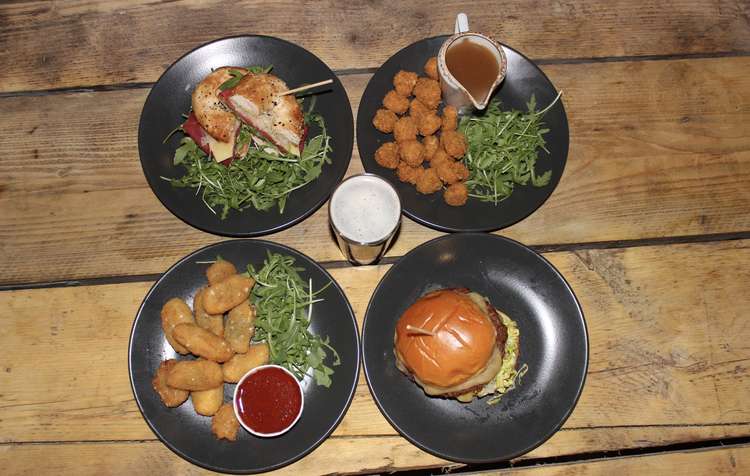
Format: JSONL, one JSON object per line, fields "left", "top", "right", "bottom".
{"left": 459, "top": 91, "right": 562, "bottom": 204}
{"left": 246, "top": 252, "right": 339, "bottom": 387}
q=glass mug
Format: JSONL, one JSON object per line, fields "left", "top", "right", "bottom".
{"left": 328, "top": 174, "right": 401, "bottom": 266}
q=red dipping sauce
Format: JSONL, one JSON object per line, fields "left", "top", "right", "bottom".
{"left": 234, "top": 365, "right": 303, "bottom": 436}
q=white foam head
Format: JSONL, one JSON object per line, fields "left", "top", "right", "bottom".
{"left": 330, "top": 175, "right": 401, "bottom": 244}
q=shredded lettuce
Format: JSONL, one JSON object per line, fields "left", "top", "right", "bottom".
{"left": 475, "top": 312, "right": 528, "bottom": 405}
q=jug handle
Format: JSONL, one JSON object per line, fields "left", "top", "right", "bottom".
{"left": 454, "top": 13, "right": 469, "bottom": 34}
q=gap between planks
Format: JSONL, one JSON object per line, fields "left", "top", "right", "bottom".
{"left": 1, "top": 50, "right": 748, "bottom": 99}
{"left": 1, "top": 232, "right": 749, "bottom": 292}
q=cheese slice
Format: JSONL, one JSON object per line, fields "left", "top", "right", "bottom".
{"left": 205, "top": 135, "right": 234, "bottom": 162}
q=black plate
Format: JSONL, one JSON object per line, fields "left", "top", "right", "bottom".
{"left": 139, "top": 35, "right": 354, "bottom": 236}
{"left": 362, "top": 233, "right": 587, "bottom": 463}
{"left": 357, "top": 37, "right": 568, "bottom": 232}
{"left": 129, "top": 240, "right": 360, "bottom": 474}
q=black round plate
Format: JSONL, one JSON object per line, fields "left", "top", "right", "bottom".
{"left": 129, "top": 240, "right": 360, "bottom": 474}
{"left": 356, "top": 37, "right": 568, "bottom": 232}
{"left": 362, "top": 233, "right": 587, "bottom": 463}
{"left": 139, "top": 35, "right": 354, "bottom": 237}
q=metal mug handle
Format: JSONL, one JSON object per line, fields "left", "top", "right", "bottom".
{"left": 454, "top": 12, "right": 469, "bottom": 34}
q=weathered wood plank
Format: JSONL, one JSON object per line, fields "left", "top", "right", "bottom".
{"left": 1, "top": 0, "right": 748, "bottom": 92}
{"left": 1, "top": 241, "right": 749, "bottom": 449}
{"left": 2, "top": 57, "right": 750, "bottom": 284}
{"left": 0, "top": 437, "right": 748, "bottom": 476}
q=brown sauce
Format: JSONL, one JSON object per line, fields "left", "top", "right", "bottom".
{"left": 445, "top": 39, "right": 499, "bottom": 101}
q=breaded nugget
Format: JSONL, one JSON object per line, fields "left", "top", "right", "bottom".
{"left": 206, "top": 259, "right": 238, "bottom": 286}
{"left": 441, "top": 105, "right": 458, "bottom": 131}
{"left": 372, "top": 108, "right": 398, "bottom": 133}
{"left": 222, "top": 343, "right": 270, "bottom": 383}
{"left": 409, "top": 98, "right": 431, "bottom": 120}
{"left": 398, "top": 140, "right": 425, "bottom": 167}
{"left": 167, "top": 359, "right": 224, "bottom": 391}
{"left": 393, "top": 70, "right": 418, "bottom": 97}
{"left": 161, "top": 298, "right": 195, "bottom": 355}
{"left": 417, "top": 112, "right": 442, "bottom": 136}
{"left": 431, "top": 147, "right": 452, "bottom": 168}
{"left": 444, "top": 182, "right": 469, "bottom": 206}
{"left": 383, "top": 90, "right": 409, "bottom": 114}
{"left": 393, "top": 116, "right": 418, "bottom": 143}
{"left": 225, "top": 300, "right": 256, "bottom": 354}
{"left": 424, "top": 57, "right": 439, "bottom": 80}
{"left": 435, "top": 158, "right": 469, "bottom": 185}
{"left": 191, "top": 385, "right": 224, "bottom": 416}
{"left": 374, "top": 142, "right": 400, "bottom": 169}
{"left": 152, "top": 359, "right": 189, "bottom": 408}
{"left": 416, "top": 167, "right": 443, "bottom": 194}
{"left": 203, "top": 274, "right": 255, "bottom": 314}
{"left": 441, "top": 129, "right": 468, "bottom": 158}
{"left": 194, "top": 287, "right": 224, "bottom": 337}
{"left": 212, "top": 403, "right": 240, "bottom": 441}
{"left": 414, "top": 77, "right": 442, "bottom": 109}
{"left": 173, "top": 323, "right": 234, "bottom": 362}
{"left": 422, "top": 135, "right": 439, "bottom": 161}
{"left": 396, "top": 162, "right": 422, "bottom": 185}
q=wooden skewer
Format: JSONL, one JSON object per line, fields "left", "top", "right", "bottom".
{"left": 279, "top": 79, "right": 334, "bottom": 96}
{"left": 406, "top": 325, "right": 435, "bottom": 336}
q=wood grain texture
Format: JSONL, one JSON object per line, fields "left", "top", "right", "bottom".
{"left": 0, "top": 0, "right": 748, "bottom": 93}
{"left": 2, "top": 57, "right": 750, "bottom": 285}
{"left": 1, "top": 440, "right": 749, "bottom": 476}
{"left": 1, "top": 240, "right": 749, "bottom": 464}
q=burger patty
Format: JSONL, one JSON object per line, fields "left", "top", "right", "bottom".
{"left": 440, "top": 288, "right": 508, "bottom": 398}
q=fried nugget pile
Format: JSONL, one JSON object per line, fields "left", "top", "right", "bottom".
{"left": 372, "top": 57, "right": 469, "bottom": 206}
{"left": 152, "top": 258, "right": 270, "bottom": 441}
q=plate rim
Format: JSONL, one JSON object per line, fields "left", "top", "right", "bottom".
{"left": 356, "top": 35, "right": 569, "bottom": 233}
{"left": 361, "top": 232, "right": 588, "bottom": 463}
{"left": 128, "top": 238, "right": 361, "bottom": 474}
{"left": 138, "top": 34, "right": 354, "bottom": 238}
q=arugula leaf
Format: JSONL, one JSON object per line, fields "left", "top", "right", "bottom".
{"left": 247, "top": 252, "right": 339, "bottom": 387}
{"left": 459, "top": 92, "right": 561, "bottom": 204}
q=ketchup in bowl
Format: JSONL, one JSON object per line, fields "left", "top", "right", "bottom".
{"left": 233, "top": 365, "right": 304, "bottom": 437}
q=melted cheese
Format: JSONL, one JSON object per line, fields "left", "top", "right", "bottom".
{"left": 205, "top": 135, "right": 234, "bottom": 162}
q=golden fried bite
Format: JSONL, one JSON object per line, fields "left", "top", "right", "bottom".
{"left": 222, "top": 343, "right": 270, "bottom": 383}
{"left": 206, "top": 259, "right": 237, "bottom": 286}
{"left": 444, "top": 182, "right": 469, "bottom": 206}
{"left": 374, "top": 142, "right": 400, "bottom": 169}
{"left": 212, "top": 403, "right": 240, "bottom": 441}
{"left": 393, "top": 116, "right": 418, "bottom": 143}
{"left": 161, "top": 298, "right": 195, "bottom": 355}
{"left": 442, "top": 105, "right": 458, "bottom": 131}
{"left": 396, "top": 162, "right": 422, "bottom": 185}
{"left": 203, "top": 274, "right": 255, "bottom": 315}
{"left": 399, "top": 140, "right": 425, "bottom": 167}
{"left": 191, "top": 385, "right": 224, "bottom": 416}
{"left": 225, "top": 300, "right": 256, "bottom": 354}
{"left": 435, "top": 159, "right": 469, "bottom": 185}
{"left": 394, "top": 70, "right": 418, "bottom": 96}
{"left": 441, "top": 129, "right": 468, "bottom": 158}
{"left": 416, "top": 167, "right": 443, "bottom": 194}
{"left": 383, "top": 90, "right": 409, "bottom": 114}
{"left": 409, "top": 98, "right": 431, "bottom": 120}
{"left": 152, "top": 359, "right": 189, "bottom": 408}
{"left": 173, "top": 323, "right": 234, "bottom": 362}
{"left": 372, "top": 108, "right": 398, "bottom": 133}
{"left": 422, "top": 135, "right": 439, "bottom": 161}
{"left": 424, "top": 57, "right": 439, "bottom": 80}
{"left": 167, "top": 359, "right": 224, "bottom": 391}
{"left": 194, "top": 287, "right": 224, "bottom": 338}
{"left": 431, "top": 147, "right": 452, "bottom": 167}
{"left": 418, "top": 112, "right": 442, "bottom": 136}
{"left": 414, "top": 77, "right": 442, "bottom": 109}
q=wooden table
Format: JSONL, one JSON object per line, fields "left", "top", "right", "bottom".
{"left": 1, "top": 1, "right": 749, "bottom": 474}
